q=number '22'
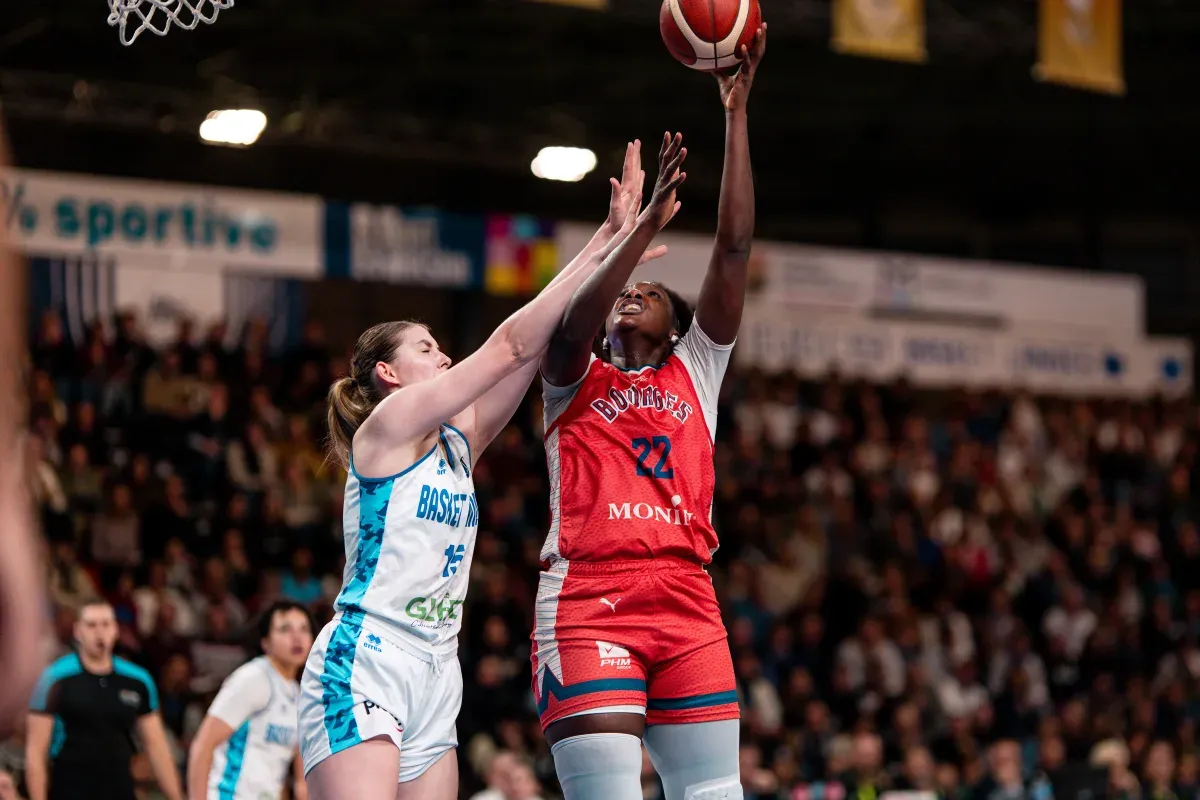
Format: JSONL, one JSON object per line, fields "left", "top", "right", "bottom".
{"left": 631, "top": 436, "right": 673, "bottom": 479}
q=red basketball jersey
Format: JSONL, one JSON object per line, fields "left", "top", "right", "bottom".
{"left": 541, "top": 323, "right": 733, "bottom": 565}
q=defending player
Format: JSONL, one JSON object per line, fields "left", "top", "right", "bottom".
{"left": 298, "top": 156, "right": 685, "bottom": 800}
{"left": 531, "top": 25, "right": 766, "bottom": 800}
{"left": 186, "top": 601, "right": 314, "bottom": 800}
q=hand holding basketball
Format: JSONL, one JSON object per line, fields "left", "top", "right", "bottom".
{"left": 715, "top": 23, "right": 767, "bottom": 111}
{"left": 660, "top": 0, "right": 762, "bottom": 72}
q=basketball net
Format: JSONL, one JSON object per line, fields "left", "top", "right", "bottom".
{"left": 107, "top": 0, "right": 233, "bottom": 46}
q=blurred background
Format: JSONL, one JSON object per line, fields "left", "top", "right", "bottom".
{"left": 2, "top": 0, "right": 1200, "bottom": 798}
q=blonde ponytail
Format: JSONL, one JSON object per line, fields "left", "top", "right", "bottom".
{"left": 326, "top": 377, "right": 371, "bottom": 468}
{"left": 325, "top": 320, "right": 425, "bottom": 468}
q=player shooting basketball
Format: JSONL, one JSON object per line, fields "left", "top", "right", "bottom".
{"left": 530, "top": 23, "right": 766, "bottom": 800}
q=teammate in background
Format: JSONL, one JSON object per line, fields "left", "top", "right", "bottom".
{"left": 25, "top": 600, "right": 183, "bottom": 800}
{"left": 187, "top": 601, "right": 314, "bottom": 800}
{"left": 298, "top": 155, "right": 684, "bottom": 800}
{"left": 531, "top": 25, "right": 767, "bottom": 800}
{"left": 0, "top": 112, "right": 48, "bottom": 738}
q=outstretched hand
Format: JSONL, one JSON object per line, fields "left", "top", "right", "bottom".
{"left": 604, "top": 139, "right": 670, "bottom": 265}
{"left": 715, "top": 23, "right": 767, "bottom": 112}
{"left": 638, "top": 132, "right": 687, "bottom": 231}
{"left": 607, "top": 140, "right": 644, "bottom": 233}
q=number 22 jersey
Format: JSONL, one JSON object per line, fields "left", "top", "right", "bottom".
{"left": 541, "top": 322, "right": 733, "bottom": 565}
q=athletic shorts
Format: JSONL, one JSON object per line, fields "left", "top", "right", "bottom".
{"left": 298, "top": 608, "right": 461, "bottom": 783}
{"left": 531, "top": 556, "right": 739, "bottom": 729}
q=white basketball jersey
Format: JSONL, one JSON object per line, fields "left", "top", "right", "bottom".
{"left": 206, "top": 657, "right": 300, "bottom": 800}
{"left": 338, "top": 424, "right": 478, "bottom": 648}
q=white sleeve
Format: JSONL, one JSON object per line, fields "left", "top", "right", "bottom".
{"left": 206, "top": 661, "right": 271, "bottom": 730}
{"left": 673, "top": 322, "right": 734, "bottom": 439}
{"left": 541, "top": 353, "right": 597, "bottom": 430}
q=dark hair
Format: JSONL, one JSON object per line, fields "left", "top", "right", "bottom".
{"left": 596, "top": 281, "right": 694, "bottom": 360}
{"left": 257, "top": 599, "right": 314, "bottom": 643}
{"left": 326, "top": 320, "right": 426, "bottom": 467}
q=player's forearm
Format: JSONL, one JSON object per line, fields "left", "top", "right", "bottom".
{"left": 24, "top": 753, "right": 48, "bottom": 800}
{"left": 185, "top": 743, "right": 215, "bottom": 800}
{"left": 530, "top": 221, "right": 612, "bottom": 305}
{"left": 714, "top": 108, "right": 753, "bottom": 257}
{"left": 471, "top": 358, "right": 541, "bottom": 453}
{"left": 149, "top": 737, "right": 184, "bottom": 800}
{"left": 554, "top": 220, "right": 659, "bottom": 346}
{"left": 568, "top": 221, "right": 619, "bottom": 274}
{"left": 496, "top": 236, "right": 622, "bottom": 363}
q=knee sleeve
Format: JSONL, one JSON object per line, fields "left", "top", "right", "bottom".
{"left": 551, "top": 733, "right": 643, "bottom": 800}
{"left": 644, "top": 720, "right": 742, "bottom": 800}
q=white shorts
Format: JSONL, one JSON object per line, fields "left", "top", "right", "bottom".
{"left": 298, "top": 609, "right": 462, "bottom": 783}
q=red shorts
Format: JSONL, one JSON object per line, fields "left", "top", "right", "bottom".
{"left": 530, "top": 556, "right": 739, "bottom": 730}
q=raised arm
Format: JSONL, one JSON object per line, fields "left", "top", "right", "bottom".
{"left": 361, "top": 194, "right": 649, "bottom": 450}
{"left": 542, "top": 133, "right": 688, "bottom": 386}
{"left": 694, "top": 23, "right": 767, "bottom": 346}
{"left": 0, "top": 113, "right": 44, "bottom": 739}
{"left": 468, "top": 142, "right": 672, "bottom": 455}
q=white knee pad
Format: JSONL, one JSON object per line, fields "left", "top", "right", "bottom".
{"left": 643, "top": 720, "right": 741, "bottom": 800}
{"left": 551, "top": 733, "right": 643, "bottom": 800}
{"left": 683, "top": 776, "right": 742, "bottom": 800}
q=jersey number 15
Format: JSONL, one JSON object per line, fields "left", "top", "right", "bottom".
{"left": 631, "top": 436, "right": 674, "bottom": 479}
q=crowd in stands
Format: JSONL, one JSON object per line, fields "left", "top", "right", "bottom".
{"left": 4, "top": 306, "right": 1200, "bottom": 800}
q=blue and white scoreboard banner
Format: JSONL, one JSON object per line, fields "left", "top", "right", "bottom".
{"left": 737, "top": 304, "right": 1192, "bottom": 398}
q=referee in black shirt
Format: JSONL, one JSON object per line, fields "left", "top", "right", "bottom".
{"left": 25, "top": 600, "right": 183, "bottom": 800}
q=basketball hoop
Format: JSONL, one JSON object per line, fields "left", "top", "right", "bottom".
{"left": 107, "top": 0, "right": 233, "bottom": 46}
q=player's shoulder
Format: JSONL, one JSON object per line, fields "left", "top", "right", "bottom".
{"left": 113, "top": 657, "right": 157, "bottom": 692}
{"left": 228, "top": 656, "right": 273, "bottom": 684}
{"left": 40, "top": 653, "right": 84, "bottom": 685}
{"left": 675, "top": 320, "right": 735, "bottom": 358}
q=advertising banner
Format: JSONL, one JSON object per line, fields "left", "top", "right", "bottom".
{"left": 485, "top": 214, "right": 558, "bottom": 296}
{"left": 3, "top": 168, "right": 323, "bottom": 275}
{"left": 555, "top": 224, "right": 1145, "bottom": 335}
{"left": 737, "top": 304, "right": 1191, "bottom": 398}
{"left": 326, "top": 202, "right": 484, "bottom": 289}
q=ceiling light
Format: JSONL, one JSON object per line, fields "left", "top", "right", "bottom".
{"left": 531, "top": 146, "right": 597, "bottom": 182}
{"left": 199, "top": 109, "right": 267, "bottom": 146}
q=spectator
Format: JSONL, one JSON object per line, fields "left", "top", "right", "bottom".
{"left": 1043, "top": 583, "right": 1098, "bottom": 661}
{"left": 279, "top": 547, "right": 323, "bottom": 606}
{"left": 91, "top": 483, "right": 141, "bottom": 570}
{"left": 225, "top": 422, "right": 278, "bottom": 495}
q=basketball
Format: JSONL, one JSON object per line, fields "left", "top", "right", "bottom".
{"left": 659, "top": 0, "right": 762, "bottom": 72}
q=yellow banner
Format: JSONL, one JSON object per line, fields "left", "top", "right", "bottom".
{"left": 831, "top": 0, "right": 926, "bottom": 63}
{"left": 1035, "top": 0, "right": 1124, "bottom": 95}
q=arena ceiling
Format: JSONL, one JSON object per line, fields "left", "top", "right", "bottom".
{"left": 2, "top": 0, "right": 1200, "bottom": 243}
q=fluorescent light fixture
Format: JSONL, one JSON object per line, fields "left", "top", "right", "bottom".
{"left": 531, "top": 146, "right": 597, "bottom": 182}
{"left": 199, "top": 109, "right": 267, "bottom": 146}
